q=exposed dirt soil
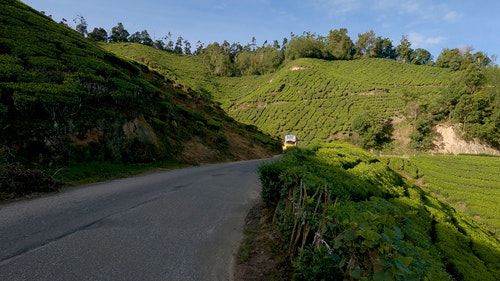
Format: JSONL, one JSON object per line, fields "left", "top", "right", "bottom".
{"left": 433, "top": 124, "right": 500, "bottom": 155}
{"left": 234, "top": 202, "right": 291, "bottom": 281}
{"left": 289, "top": 66, "right": 309, "bottom": 71}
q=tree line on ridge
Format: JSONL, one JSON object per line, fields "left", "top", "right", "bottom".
{"left": 64, "top": 15, "right": 493, "bottom": 77}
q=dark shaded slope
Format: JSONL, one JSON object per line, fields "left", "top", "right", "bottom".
{"left": 0, "top": 0, "right": 280, "bottom": 195}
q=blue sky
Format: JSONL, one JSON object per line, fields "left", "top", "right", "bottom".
{"left": 22, "top": 0, "right": 499, "bottom": 61}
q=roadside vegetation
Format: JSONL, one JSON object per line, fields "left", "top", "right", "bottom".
{"left": 257, "top": 145, "right": 500, "bottom": 280}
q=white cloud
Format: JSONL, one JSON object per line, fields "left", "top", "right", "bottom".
{"left": 443, "top": 10, "right": 462, "bottom": 22}
{"left": 373, "top": 1, "right": 461, "bottom": 23}
{"left": 311, "top": 0, "right": 461, "bottom": 24}
{"left": 401, "top": 2, "right": 420, "bottom": 14}
{"left": 312, "top": 0, "right": 360, "bottom": 17}
{"left": 408, "top": 32, "right": 446, "bottom": 49}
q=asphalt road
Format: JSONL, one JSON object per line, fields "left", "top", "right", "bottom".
{"left": 0, "top": 158, "right": 271, "bottom": 281}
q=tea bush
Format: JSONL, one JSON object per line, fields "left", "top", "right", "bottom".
{"left": 258, "top": 144, "right": 500, "bottom": 280}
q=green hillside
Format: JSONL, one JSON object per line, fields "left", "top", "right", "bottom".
{"left": 220, "top": 58, "right": 500, "bottom": 151}
{"left": 104, "top": 45, "right": 437, "bottom": 146}
{"left": 217, "top": 58, "right": 454, "bottom": 145}
{"left": 258, "top": 145, "right": 500, "bottom": 280}
{"left": 0, "top": 0, "right": 279, "bottom": 197}
{"left": 100, "top": 42, "right": 218, "bottom": 98}
{"left": 103, "top": 43, "right": 486, "bottom": 149}
{"left": 105, "top": 41, "right": 500, "bottom": 153}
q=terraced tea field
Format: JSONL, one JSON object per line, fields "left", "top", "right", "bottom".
{"left": 218, "top": 58, "right": 455, "bottom": 145}
{"left": 410, "top": 154, "right": 500, "bottom": 238}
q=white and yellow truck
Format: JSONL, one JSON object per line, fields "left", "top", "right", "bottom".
{"left": 282, "top": 134, "right": 297, "bottom": 150}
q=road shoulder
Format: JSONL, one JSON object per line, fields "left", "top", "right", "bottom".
{"left": 234, "top": 202, "right": 291, "bottom": 280}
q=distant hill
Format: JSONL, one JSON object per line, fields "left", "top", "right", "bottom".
{"left": 0, "top": 0, "right": 280, "bottom": 195}
{"left": 104, "top": 42, "right": 500, "bottom": 154}
{"left": 216, "top": 58, "right": 453, "bottom": 146}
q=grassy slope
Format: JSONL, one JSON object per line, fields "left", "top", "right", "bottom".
{"left": 101, "top": 42, "right": 220, "bottom": 98}
{"left": 0, "top": 0, "right": 280, "bottom": 196}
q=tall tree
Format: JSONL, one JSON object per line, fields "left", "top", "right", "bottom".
{"left": 272, "top": 40, "right": 280, "bottom": 50}
{"left": 174, "top": 36, "right": 183, "bottom": 54}
{"left": 163, "top": 32, "right": 174, "bottom": 51}
{"left": 462, "top": 63, "right": 486, "bottom": 93}
{"left": 201, "top": 42, "right": 234, "bottom": 76}
{"left": 410, "top": 48, "right": 432, "bottom": 65}
{"left": 285, "top": 35, "right": 324, "bottom": 60}
{"left": 152, "top": 39, "right": 165, "bottom": 50}
{"left": 140, "top": 30, "right": 153, "bottom": 46}
{"left": 73, "top": 15, "right": 88, "bottom": 37}
{"left": 396, "top": 35, "right": 413, "bottom": 63}
{"left": 373, "top": 37, "right": 396, "bottom": 59}
{"left": 235, "top": 45, "right": 284, "bottom": 75}
{"left": 194, "top": 41, "right": 204, "bottom": 55}
{"left": 354, "top": 30, "right": 376, "bottom": 58}
{"left": 128, "top": 30, "right": 152, "bottom": 46}
{"left": 183, "top": 39, "right": 192, "bottom": 55}
{"left": 251, "top": 36, "right": 257, "bottom": 51}
{"left": 436, "top": 48, "right": 462, "bottom": 70}
{"left": 471, "top": 51, "right": 491, "bottom": 67}
{"left": 129, "top": 31, "right": 142, "bottom": 44}
{"left": 327, "top": 28, "right": 354, "bottom": 60}
{"left": 87, "top": 27, "right": 108, "bottom": 42}
{"left": 281, "top": 37, "right": 288, "bottom": 51}
{"left": 110, "top": 22, "right": 129, "bottom": 42}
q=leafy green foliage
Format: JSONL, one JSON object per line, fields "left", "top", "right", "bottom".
{"left": 1, "top": 1, "right": 168, "bottom": 165}
{"left": 423, "top": 63, "right": 500, "bottom": 149}
{"left": 351, "top": 114, "right": 392, "bottom": 149}
{"left": 409, "top": 117, "right": 434, "bottom": 150}
{"left": 258, "top": 144, "right": 500, "bottom": 280}
{"left": 101, "top": 42, "right": 218, "bottom": 97}
{"left": 286, "top": 34, "right": 326, "bottom": 60}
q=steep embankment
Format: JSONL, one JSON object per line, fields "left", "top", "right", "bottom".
{"left": 0, "top": 0, "right": 280, "bottom": 196}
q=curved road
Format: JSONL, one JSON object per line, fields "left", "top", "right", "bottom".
{"left": 0, "top": 158, "right": 271, "bottom": 281}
